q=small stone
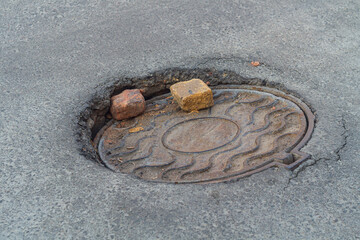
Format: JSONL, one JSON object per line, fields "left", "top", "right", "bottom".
{"left": 87, "top": 118, "right": 94, "bottom": 128}
{"left": 251, "top": 61, "right": 260, "bottom": 67}
{"left": 110, "top": 89, "right": 145, "bottom": 120}
{"left": 170, "top": 79, "right": 214, "bottom": 112}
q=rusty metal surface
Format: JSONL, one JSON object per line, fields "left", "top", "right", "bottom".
{"left": 96, "top": 86, "right": 315, "bottom": 184}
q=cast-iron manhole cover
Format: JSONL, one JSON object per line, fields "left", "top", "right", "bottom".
{"left": 95, "top": 85, "right": 314, "bottom": 184}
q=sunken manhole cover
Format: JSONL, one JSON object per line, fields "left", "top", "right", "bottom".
{"left": 95, "top": 85, "right": 314, "bottom": 184}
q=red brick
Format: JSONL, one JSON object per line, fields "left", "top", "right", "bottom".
{"left": 110, "top": 89, "right": 145, "bottom": 120}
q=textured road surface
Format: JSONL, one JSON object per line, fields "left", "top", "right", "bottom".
{"left": 1, "top": 0, "right": 359, "bottom": 239}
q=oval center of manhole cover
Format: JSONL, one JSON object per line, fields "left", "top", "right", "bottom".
{"left": 95, "top": 85, "right": 314, "bottom": 184}
{"left": 162, "top": 117, "right": 239, "bottom": 153}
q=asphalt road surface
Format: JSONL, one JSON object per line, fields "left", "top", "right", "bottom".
{"left": 1, "top": 0, "right": 359, "bottom": 239}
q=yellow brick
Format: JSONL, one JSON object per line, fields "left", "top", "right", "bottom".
{"left": 170, "top": 79, "right": 214, "bottom": 111}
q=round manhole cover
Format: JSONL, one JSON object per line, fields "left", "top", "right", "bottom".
{"left": 95, "top": 85, "right": 314, "bottom": 184}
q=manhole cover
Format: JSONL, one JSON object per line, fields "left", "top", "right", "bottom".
{"left": 95, "top": 85, "right": 314, "bottom": 184}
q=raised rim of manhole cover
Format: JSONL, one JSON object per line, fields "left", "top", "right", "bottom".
{"left": 94, "top": 85, "right": 314, "bottom": 184}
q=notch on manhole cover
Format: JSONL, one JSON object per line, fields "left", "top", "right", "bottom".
{"left": 94, "top": 85, "right": 314, "bottom": 184}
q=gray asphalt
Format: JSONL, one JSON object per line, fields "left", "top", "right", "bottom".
{"left": 1, "top": 0, "right": 359, "bottom": 239}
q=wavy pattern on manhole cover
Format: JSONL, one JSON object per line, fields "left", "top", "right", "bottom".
{"left": 95, "top": 85, "right": 314, "bottom": 184}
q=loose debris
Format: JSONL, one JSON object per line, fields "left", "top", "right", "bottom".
{"left": 170, "top": 79, "right": 214, "bottom": 112}
{"left": 251, "top": 61, "right": 260, "bottom": 67}
{"left": 110, "top": 89, "right": 146, "bottom": 120}
{"left": 128, "top": 127, "right": 144, "bottom": 133}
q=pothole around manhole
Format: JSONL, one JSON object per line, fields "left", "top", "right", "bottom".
{"left": 77, "top": 68, "right": 315, "bottom": 184}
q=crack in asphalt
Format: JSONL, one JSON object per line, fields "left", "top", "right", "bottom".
{"left": 193, "top": 56, "right": 249, "bottom": 68}
{"left": 191, "top": 55, "right": 305, "bottom": 79}
{"left": 283, "top": 115, "right": 349, "bottom": 191}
